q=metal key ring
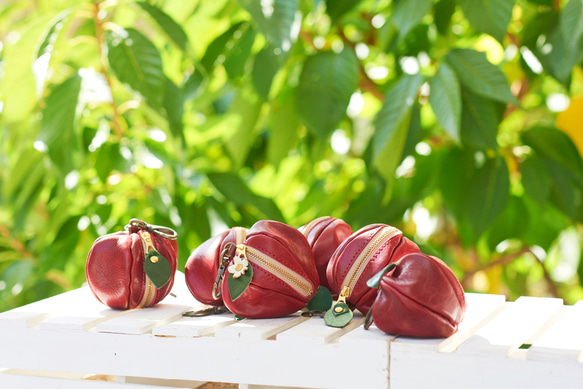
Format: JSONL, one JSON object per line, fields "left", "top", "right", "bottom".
{"left": 212, "top": 242, "right": 236, "bottom": 300}
{"left": 126, "top": 218, "right": 178, "bottom": 240}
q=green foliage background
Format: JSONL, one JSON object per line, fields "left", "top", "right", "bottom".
{"left": 1, "top": 0, "right": 583, "bottom": 311}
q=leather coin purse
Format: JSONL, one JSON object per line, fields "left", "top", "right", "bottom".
{"left": 298, "top": 216, "right": 352, "bottom": 292}
{"left": 324, "top": 223, "right": 420, "bottom": 327}
{"left": 365, "top": 252, "right": 466, "bottom": 338}
{"left": 184, "top": 226, "right": 248, "bottom": 306}
{"left": 85, "top": 219, "right": 178, "bottom": 309}
{"left": 219, "top": 220, "right": 320, "bottom": 319}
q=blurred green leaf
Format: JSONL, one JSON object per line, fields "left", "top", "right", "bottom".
{"left": 521, "top": 155, "right": 552, "bottom": 207}
{"left": 238, "top": 0, "right": 298, "bottom": 51}
{"left": 95, "top": 142, "right": 127, "bottom": 183}
{"left": 446, "top": 49, "right": 519, "bottom": 105}
{"left": 522, "top": 126, "right": 583, "bottom": 181}
{"left": 559, "top": 0, "right": 583, "bottom": 50}
{"left": 373, "top": 74, "right": 423, "bottom": 201}
{"left": 200, "top": 22, "right": 245, "bottom": 73}
{"left": 434, "top": 0, "right": 456, "bottom": 35}
{"left": 225, "top": 86, "right": 264, "bottom": 169}
{"left": 429, "top": 63, "right": 461, "bottom": 143}
{"left": 1, "top": 261, "right": 34, "bottom": 291}
{"left": 0, "top": 15, "right": 51, "bottom": 122}
{"left": 106, "top": 27, "right": 164, "bottom": 108}
{"left": 295, "top": 49, "right": 359, "bottom": 138}
{"left": 392, "top": 0, "right": 433, "bottom": 40}
{"left": 37, "top": 75, "right": 82, "bottom": 173}
{"left": 459, "top": 0, "right": 514, "bottom": 43}
{"left": 224, "top": 24, "right": 257, "bottom": 79}
{"left": 252, "top": 46, "right": 283, "bottom": 100}
{"left": 208, "top": 172, "right": 285, "bottom": 221}
{"left": 36, "top": 10, "right": 71, "bottom": 58}
{"left": 523, "top": 197, "right": 571, "bottom": 250}
{"left": 486, "top": 195, "right": 528, "bottom": 250}
{"left": 544, "top": 159, "right": 582, "bottom": 221}
{"left": 464, "top": 156, "right": 510, "bottom": 240}
{"left": 267, "top": 97, "right": 300, "bottom": 167}
{"left": 325, "top": 0, "right": 363, "bottom": 23}
{"left": 136, "top": 2, "right": 190, "bottom": 51}
{"left": 183, "top": 70, "right": 204, "bottom": 100}
{"left": 400, "top": 103, "right": 423, "bottom": 162}
{"left": 536, "top": 25, "right": 583, "bottom": 85}
{"left": 460, "top": 87, "right": 502, "bottom": 150}
{"left": 439, "top": 147, "right": 476, "bottom": 221}
{"left": 163, "top": 76, "right": 185, "bottom": 141}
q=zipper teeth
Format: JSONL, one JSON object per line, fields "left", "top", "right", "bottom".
{"left": 299, "top": 216, "right": 327, "bottom": 236}
{"left": 341, "top": 226, "right": 401, "bottom": 295}
{"left": 244, "top": 245, "right": 313, "bottom": 298}
{"left": 137, "top": 278, "right": 157, "bottom": 308}
{"left": 137, "top": 231, "right": 157, "bottom": 308}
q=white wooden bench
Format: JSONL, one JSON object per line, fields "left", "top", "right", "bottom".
{"left": 1, "top": 271, "right": 582, "bottom": 389}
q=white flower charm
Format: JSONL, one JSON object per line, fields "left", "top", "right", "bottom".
{"left": 228, "top": 255, "right": 249, "bottom": 279}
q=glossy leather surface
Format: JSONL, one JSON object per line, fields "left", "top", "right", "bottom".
{"left": 300, "top": 216, "right": 352, "bottom": 291}
{"left": 184, "top": 227, "right": 248, "bottom": 306}
{"left": 221, "top": 220, "right": 319, "bottom": 319}
{"left": 326, "top": 223, "right": 420, "bottom": 314}
{"left": 371, "top": 252, "right": 466, "bottom": 338}
{"left": 86, "top": 229, "right": 178, "bottom": 309}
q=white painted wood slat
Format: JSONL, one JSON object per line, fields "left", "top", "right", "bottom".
{"left": 96, "top": 303, "right": 192, "bottom": 334}
{"left": 528, "top": 301, "right": 583, "bottom": 363}
{"left": 153, "top": 312, "right": 236, "bottom": 337}
{"left": 276, "top": 313, "right": 365, "bottom": 344}
{"left": 0, "top": 288, "right": 89, "bottom": 329}
{"left": 3, "top": 280, "right": 583, "bottom": 389}
{"left": 456, "top": 296, "right": 564, "bottom": 358}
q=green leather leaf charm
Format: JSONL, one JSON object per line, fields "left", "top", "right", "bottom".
{"left": 144, "top": 249, "right": 172, "bottom": 289}
{"left": 227, "top": 262, "right": 253, "bottom": 302}
{"left": 366, "top": 263, "right": 398, "bottom": 289}
{"left": 306, "top": 286, "right": 333, "bottom": 311}
{"left": 324, "top": 302, "right": 353, "bottom": 328}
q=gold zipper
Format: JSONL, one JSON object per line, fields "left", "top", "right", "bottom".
{"left": 338, "top": 225, "right": 401, "bottom": 300}
{"left": 136, "top": 231, "right": 158, "bottom": 308}
{"left": 237, "top": 244, "right": 313, "bottom": 298}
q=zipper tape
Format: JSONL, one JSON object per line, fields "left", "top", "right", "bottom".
{"left": 240, "top": 244, "right": 314, "bottom": 298}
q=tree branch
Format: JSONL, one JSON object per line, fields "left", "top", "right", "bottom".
{"left": 0, "top": 222, "right": 36, "bottom": 262}
{"left": 528, "top": 248, "right": 559, "bottom": 298}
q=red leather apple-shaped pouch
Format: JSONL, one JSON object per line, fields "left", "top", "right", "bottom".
{"left": 364, "top": 252, "right": 466, "bottom": 338}
{"left": 219, "top": 220, "right": 320, "bottom": 319}
{"left": 184, "top": 226, "right": 248, "bottom": 307}
{"left": 86, "top": 219, "right": 178, "bottom": 309}
{"left": 324, "top": 223, "right": 420, "bottom": 327}
{"left": 298, "top": 216, "right": 353, "bottom": 293}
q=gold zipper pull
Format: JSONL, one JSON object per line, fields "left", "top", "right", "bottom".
{"left": 336, "top": 286, "right": 350, "bottom": 305}
{"left": 141, "top": 231, "right": 156, "bottom": 252}
{"left": 324, "top": 286, "right": 353, "bottom": 328}
{"left": 235, "top": 244, "right": 247, "bottom": 262}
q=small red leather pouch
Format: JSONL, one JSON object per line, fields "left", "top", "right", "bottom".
{"left": 220, "top": 220, "right": 320, "bottom": 319}
{"left": 325, "top": 223, "right": 420, "bottom": 322}
{"left": 298, "top": 216, "right": 352, "bottom": 292}
{"left": 184, "top": 226, "right": 248, "bottom": 307}
{"left": 85, "top": 219, "right": 178, "bottom": 309}
{"left": 366, "top": 252, "right": 466, "bottom": 338}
